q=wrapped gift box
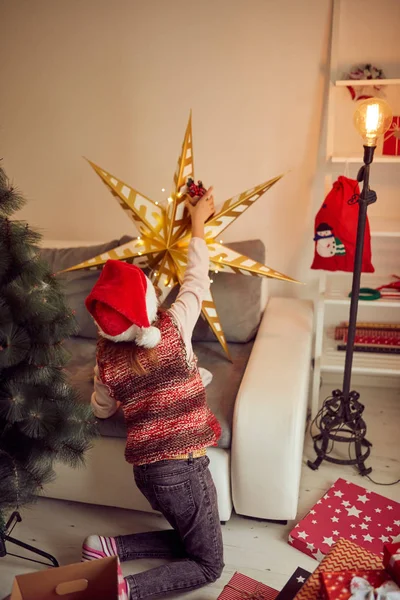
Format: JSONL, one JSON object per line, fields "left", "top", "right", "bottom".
{"left": 274, "top": 568, "right": 311, "bottom": 600}
{"left": 383, "top": 116, "right": 400, "bottom": 156}
{"left": 218, "top": 572, "right": 278, "bottom": 600}
{"left": 320, "top": 569, "right": 393, "bottom": 600}
{"left": 288, "top": 478, "right": 400, "bottom": 560}
{"left": 384, "top": 541, "right": 400, "bottom": 585}
{"left": 294, "top": 538, "right": 382, "bottom": 600}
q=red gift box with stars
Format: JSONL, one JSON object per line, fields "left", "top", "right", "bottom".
{"left": 320, "top": 569, "right": 396, "bottom": 600}
{"left": 288, "top": 478, "right": 400, "bottom": 561}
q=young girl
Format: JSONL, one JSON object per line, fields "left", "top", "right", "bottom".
{"left": 83, "top": 188, "right": 224, "bottom": 600}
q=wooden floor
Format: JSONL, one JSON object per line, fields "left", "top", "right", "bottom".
{"left": 1, "top": 383, "right": 399, "bottom": 599}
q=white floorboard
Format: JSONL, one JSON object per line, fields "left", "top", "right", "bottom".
{"left": 1, "top": 384, "right": 399, "bottom": 599}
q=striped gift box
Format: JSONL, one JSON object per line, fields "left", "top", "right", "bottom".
{"left": 218, "top": 572, "right": 279, "bottom": 600}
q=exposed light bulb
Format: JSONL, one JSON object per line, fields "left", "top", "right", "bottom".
{"left": 210, "top": 279, "right": 214, "bottom": 284}
{"left": 353, "top": 98, "right": 393, "bottom": 147}
{"left": 167, "top": 197, "right": 173, "bottom": 203}
{"left": 138, "top": 252, "right": 142, "bottom": 256}
{"left": 137, "top": 236, "right": 141, "bottom": 240}
{"left": 219, "top": 240, "right": 223, "bottom": 244}
{"left": 215, "top": 270, "right": 219, "bottom": 274}
{"left": 161, "top": 188, "right": 165, "bottom": 192}
{"left": 155, "top": 201, "right": 159, "bottom": 205}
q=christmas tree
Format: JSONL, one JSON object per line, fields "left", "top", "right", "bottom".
{"left": 0, "top": 165, "right": 96, "bottom": 529}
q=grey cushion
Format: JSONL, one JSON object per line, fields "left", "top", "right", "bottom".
{"left": 165, "top": 240, "right": 265, "bottom": 343}
{"left": 40, "top": 237, "right": 133, "bottom": 339}
{"left": 64, "top": 337, "right": 253, "bottom": 449}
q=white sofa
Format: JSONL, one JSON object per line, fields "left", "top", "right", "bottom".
{"left": 41, "top": 239, "right": 313, "bottom": 523}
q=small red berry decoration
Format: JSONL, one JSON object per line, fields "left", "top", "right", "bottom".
{"left": 186, "top": 177, "right": 206, "bottom": 199}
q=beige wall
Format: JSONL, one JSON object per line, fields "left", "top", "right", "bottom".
{"left": 0, "top": 0, "right": 332, "bottom": 295}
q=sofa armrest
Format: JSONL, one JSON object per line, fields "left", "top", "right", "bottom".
{"left": 231, "top": 297, "right": 313, "bottom": 521}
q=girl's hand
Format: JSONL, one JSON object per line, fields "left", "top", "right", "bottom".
{"left": 185, "top": 187, "right": 215, "bottom": 239}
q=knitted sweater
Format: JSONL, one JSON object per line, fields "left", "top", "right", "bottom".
{"left": 97, "top": 311, "right": 221, "bottom": 465}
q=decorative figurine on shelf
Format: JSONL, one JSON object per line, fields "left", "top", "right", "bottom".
{"left": 186, "top": 177, "right": 207, "bottom": 202}
{"left": 344, "top": 63, "right": 386, "bottom": 101}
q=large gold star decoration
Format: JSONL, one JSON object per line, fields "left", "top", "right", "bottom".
{"left": 66, "top": 114, "right": 298, "bottom": 359}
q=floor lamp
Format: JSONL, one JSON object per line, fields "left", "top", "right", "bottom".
{"left": 308, "top": 97, "right": 393, "bottom": 476}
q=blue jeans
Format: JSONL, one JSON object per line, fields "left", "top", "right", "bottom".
{"left": 115, "top": 455, "right": 224, "bottom": 599}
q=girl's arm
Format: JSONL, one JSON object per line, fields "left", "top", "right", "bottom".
{"left": 91, "top": 364, "right": 120, "bottom": 419}
{"left": 169, "top": 189, "right": 215, "bottom": 359}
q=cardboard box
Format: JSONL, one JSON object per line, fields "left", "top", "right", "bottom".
{"left": 10, "top": 556, "right": 118, "bottom": 600}
{"left": 288, "top": 478, "right": 400, "bottom": 560}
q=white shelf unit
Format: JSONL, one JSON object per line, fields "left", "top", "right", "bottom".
{"left": 311, "top": 0, "right": 400, "bottom": 417}
{"left": 335, "top": 78, "right": 400, "bottom": 87}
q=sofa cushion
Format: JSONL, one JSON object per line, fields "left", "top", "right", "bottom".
{"left": 64, "top": 337, "right": 253, "bottom": 450}
{"left": 40, "top": 237, "right": 133, "bottom": 339}
{"left": 165, "top": 240, "right": 265, "bottom": 343}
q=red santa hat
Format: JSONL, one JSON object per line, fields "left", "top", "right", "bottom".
{"left": 85, "top": 260, "right": 161, "bottom": 348}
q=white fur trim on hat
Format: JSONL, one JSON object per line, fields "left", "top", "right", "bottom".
{"left": 135, "top": 326, "right": 161, "bottom": 348}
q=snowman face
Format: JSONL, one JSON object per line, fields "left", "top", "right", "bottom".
{"left": 318, "top": 229, "right": 333, "bottom": 238}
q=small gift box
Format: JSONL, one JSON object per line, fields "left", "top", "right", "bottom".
{"left": 320, "top": 570, "right": 396, "bottom": 600}
{"left": 384, "top": 542, "right": 400, "bottom": 586}
{"left": 218, "top": 572, "right": 278, "bottom": 600}
{"left": 382, "top": 116, "right": 400, "bottom": 156}
{"left": 294, "top": 539, "right": 382, "bottom": 600}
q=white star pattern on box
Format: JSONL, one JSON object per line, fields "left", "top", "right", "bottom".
{"left": 323, "top": 537, "right": 335, "bottom": 547}
{"left": 346, "top": 506, "right": 362, "bottom": 518}
{"left": 297, "top": 531, "right": 308, "bottom": 540}
{"left": 313, "top": 549, "right": 326, "bottom": 562}
{"left": 288, "top": 535, "right": 294, "bottom": 543}
{"left": 288, "top": 478, "right": 400, "bottom": 561}
{"left": 357, "top": 495, "right": 369, "bottom": 504}
{"left": 324, "top": 495, "right": 330, "bottom": 500}
{"left": 297, "top": 576, "right": 306, "bottom": 583}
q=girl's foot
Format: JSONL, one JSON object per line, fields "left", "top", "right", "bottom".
{"left": 82, "top": 535, "right": 128, "bottom": 600}
{"left": 82, "top": 535, "right": 118, "bottom": 561}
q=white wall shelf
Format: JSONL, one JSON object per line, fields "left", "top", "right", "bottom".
{"left": 331, "top": 155, "right": 400, "bottom": 163}
{"left": 335, "top": 78, "right": 400, "bottom": 86}
{"left": 324, "top": 292, "right": 400, "bottom": 308}
{"left": 311, "top": 0, "right": 400, "bottom": 417}
{"left": 321, "top": 335, "right": 400, "bottom": 376}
